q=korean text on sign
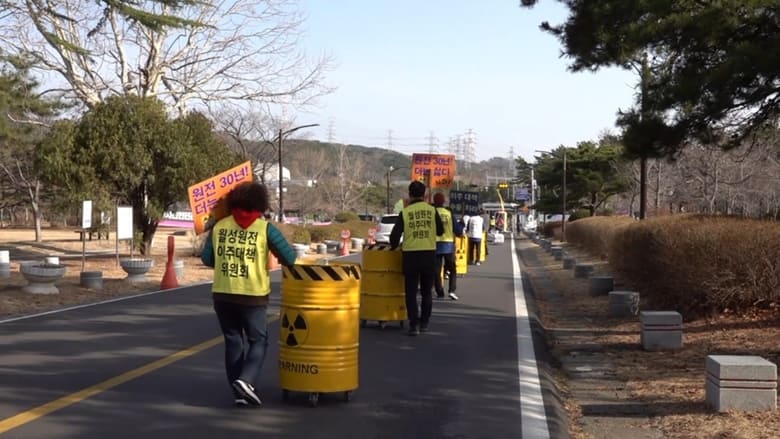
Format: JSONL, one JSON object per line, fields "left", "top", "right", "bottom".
{"left": 448, "top": 190, "right": 480, "bottom": 215}
{"left": 188, "top": 161, "right": 253, "bottom": 234}
{"left": 407, "top": 209, "right": 434, "bottom": 240}
{"left": 216, "top": 228, "right": 259, "bottom": 278}
{"left": 410, "top": 153, "right": 456, "bottom": 189}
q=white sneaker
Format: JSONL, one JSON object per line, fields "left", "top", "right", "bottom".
{"left": 448, "top": 292, "right": 459, "bottom": 300}
{"left": 232, "top": 379, "right": 262, "bottom": 405}
{"left": 234, "top": 398, "right": 249, "bottom": 407}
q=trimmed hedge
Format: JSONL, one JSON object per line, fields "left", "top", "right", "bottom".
{"left": 567, "top": 214, "right": 780, "bottom": 318}
{"left": 565, "top": 216, "right": 635, "bottom": 258}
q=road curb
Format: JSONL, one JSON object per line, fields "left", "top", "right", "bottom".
{"left": 518, "top": 247, "right": 571, "bottom": 439}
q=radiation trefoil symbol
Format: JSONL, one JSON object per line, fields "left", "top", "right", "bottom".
{"left": 281, "top": 311, "right": 309, "bottom": 347}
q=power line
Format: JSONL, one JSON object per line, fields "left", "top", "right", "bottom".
{"left": 426, "top": 131, "right": 438, "bottom": 153}
{"left": 327, "top": 118, "right": 336, "bottom": 143}
{"left": 508, "top": 146, "right": 515, "bottom": 173}
{"left": 464, "top": 129, "right": 476, "bottom": 169}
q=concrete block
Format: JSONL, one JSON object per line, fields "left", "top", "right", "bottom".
{"left": 705, "top": 355, "right": 777, "bottom": 412}
{"left": 574, "top": 264, "right": 594, "bottom": 278}
{"left": 589, "top": 276, "right": 614, "bottom": 295}
{"left": 550, "top": 246, "right": 563, "bottom": 260}
{"left": 640, "top": 311, "right": 683, "bottom": 350}
{"left": 608, "top": 291, "right": 640, "bottom": 317}
{"left": 562, "top": 257, "right": 576, "bottom": 269}
{"left": 0, "top": 262, "right": 9, "bottom": 278}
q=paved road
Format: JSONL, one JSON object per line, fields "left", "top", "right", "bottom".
{"left": 0, "top": 237, "right": 557, "bottom": 439}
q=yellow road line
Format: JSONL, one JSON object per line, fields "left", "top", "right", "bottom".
{"left": 0, "top": 313, "right": 279, "bottom": 435}
{"left": 0, "top": 336, "right": 222, "bottom": 434}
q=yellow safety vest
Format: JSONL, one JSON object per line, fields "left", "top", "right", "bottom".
{"left": 401, "top": 202, "right": 437, "bottom": 251}
{"left": 211, "top": 216, "right": 270, "bottom": 296}
{"left": 436, "top": 207, "right": 454, "bottom": 243}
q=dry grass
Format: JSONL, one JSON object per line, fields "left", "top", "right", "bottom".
{"left": 525, "top": 239, "right": 780, "bottom": 439}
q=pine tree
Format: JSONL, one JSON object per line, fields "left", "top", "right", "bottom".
{"left": 522, "top": 1, "right": 779, "bottom": 154}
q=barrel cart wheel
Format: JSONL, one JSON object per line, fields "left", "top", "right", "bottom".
{"left": 308, "top": 392, "right": 319, "bottom": 407}
{"left": 281, "top": 389, "right": 290, "bottom": 402}
{"left": 399, "top": 320, "right": 405, "bottom": 328}
{"left": 378, "top": 321, "right": 387, "bottom": 330}
{"left": 360, "top": 319, "right": 367, "bottom": 328}
{"left": 344, "top": 391, "right": 353, "bottom": 402}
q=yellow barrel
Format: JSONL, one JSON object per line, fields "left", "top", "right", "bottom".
{"left": 454, "top": 236, "right": 468, "bottom": 276}
{"left": 480, "top": 231, "right": 487, "bottom": 262}
{"left": 360, "top": 244, "right": 406, "bottom": 328}
{"left": 279, "top": 262, "right": 361, "bottom": 402}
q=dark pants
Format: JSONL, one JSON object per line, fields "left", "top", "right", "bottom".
{"left": 434, "top": 252, "right": 457, "bottom": 295}
{"left": 468, "top": 238, "right": 482, "bottom": 264}
{"left": 402, "top": 250, "right": 436, "bottom": 328}
{"left": 213, "top": 300, "right": 269, "bottom": 395}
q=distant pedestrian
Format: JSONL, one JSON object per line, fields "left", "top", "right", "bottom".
{"left": 390, "top": 181, "right": 444, "bottom": 336}
{"left": 467, "top": 212, "right": 484, "bottom": 265}
{"left": 201, "top": 182, "right": 297, "bottom": 407}
{"left": 432, "top": 192, "right": 460, "bottom": 301}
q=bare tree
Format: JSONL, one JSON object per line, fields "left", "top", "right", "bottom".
{"left": 1, "top": 0, "right": 333, "bottom": 111}
{"left": 315, "top": 144, "right": 370, "bottom": 214}
{"left": 209, "top": 105, "right": 280, "bottom": 185}
{"left": 0, "top": 159, "right": 44, "bottom": 237}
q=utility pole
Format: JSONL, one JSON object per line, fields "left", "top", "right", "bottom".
{"left": 562, "top": 148, "right": 567, "bottom": 241}
{"left": 277, "top": 128, "right": 283, "bottom": 220}
{"left": 530, "top": 166, "right": 536, "bottom": 222}
{"left": 386, "top": 130, "right": 394, "bottom": 149}
{"left": 639, "top": 52, "right": 650, "bottom": 220}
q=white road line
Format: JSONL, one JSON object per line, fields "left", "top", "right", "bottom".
{"left": 511, "top": 235, "right": 551, "bottom": 439}
{"left": 0, "top": 281, "right": 212, "bottom": 324}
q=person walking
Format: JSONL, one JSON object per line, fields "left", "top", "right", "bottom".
{"left": 201, "top": 182, "right": 296, "bottom": 407}
{"left": 432, "top": 192, "right": 460, "bottom": 300}
{"left": 390, "top": 181, "right": 444, "bottom": 336}
{"left": 467, "top": 212, "right": 484, "bottom": 265}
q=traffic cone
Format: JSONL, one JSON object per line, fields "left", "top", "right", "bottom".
{"left": 160, "top": 235, "right": 179, "bottom": 290}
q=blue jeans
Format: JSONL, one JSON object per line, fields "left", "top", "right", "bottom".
{"left": 213, "top": 300, "right": 269, "bottom": 393}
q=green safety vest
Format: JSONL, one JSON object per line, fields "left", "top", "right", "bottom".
{"left": 211, "top": 216, "right": 270, "bottom": 297}
{"left": 436, "top": 207, "right": 454, "bottom": 243}
{"left": 401, "top": 202, "right": 437, "bottom": 251}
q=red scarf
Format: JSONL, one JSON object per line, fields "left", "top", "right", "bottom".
{"left": 232, "top": 208, "right": 261, "bottom": 229}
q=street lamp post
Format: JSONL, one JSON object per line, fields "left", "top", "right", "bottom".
{"left": 276, "top": 123, "right": 319, "bottom": 222}
{"left": 385, "top": 166, "right": 409, "bottom": 214}
{"left": 385, "top": 167, "right": 392, "bottom": 214}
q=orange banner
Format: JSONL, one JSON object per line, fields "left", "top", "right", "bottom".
{"left": 410, "top": 153, "right": 456, "bottom": 189}
{"left": 187, "top": 161, "right": 253, "bottom": 234}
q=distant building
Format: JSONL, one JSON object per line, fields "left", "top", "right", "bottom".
{"left": 254, "top": 163, "right": 290, "bottom": 187}
{"left": 254, "top": 163, "right": 316, "bottom": 188}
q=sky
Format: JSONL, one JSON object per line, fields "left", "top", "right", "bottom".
{"left": 294, "top": 0, "right": 640, "bottom": 163}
